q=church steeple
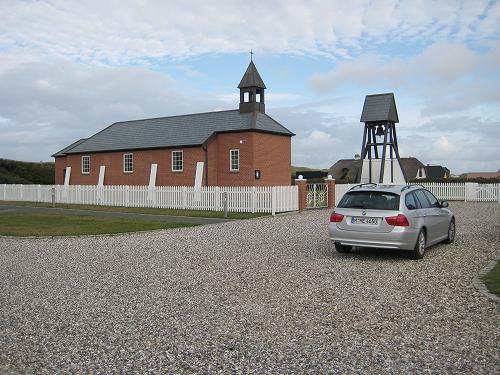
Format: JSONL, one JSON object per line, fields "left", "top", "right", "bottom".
{"left": 238, "top": 60, "right": 266, "bottom": 114}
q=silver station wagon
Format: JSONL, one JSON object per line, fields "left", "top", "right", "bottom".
{"left": 328, "top": 184, "right": 455, "bottom": 259}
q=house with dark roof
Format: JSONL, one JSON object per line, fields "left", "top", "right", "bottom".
{"left": 329, "top": 157, "right": 427, "bottom": 182}
{"left": 53, "top": 61, "right": 295, "bottom": 187}
{"left": 424, "top": 165, "right": 450, "bottom": 179}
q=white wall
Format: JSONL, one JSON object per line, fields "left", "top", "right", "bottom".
{"left": 360, "top": 158, "right": 406, "bottom": 184}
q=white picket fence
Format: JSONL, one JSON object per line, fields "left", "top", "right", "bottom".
{"left": 335, "top": 182, "right": 500, "bottom": 204}
{"left": 0, "top": 184, "right": 298, "bottom": 214}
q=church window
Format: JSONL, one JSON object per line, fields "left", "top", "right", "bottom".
{"left": 123, "top": 153, "right": 133, "bottom": 173}
{"left": 81, "top": 155, "right": 90, "bottom": 174}
{"left": 230, "top": 149, "right": 239, "bottom": 171}
{"left": 172, "top": 150, "right": 183, "bottom": 172}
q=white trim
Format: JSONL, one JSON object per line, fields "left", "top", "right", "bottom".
{"left": 81, "top": 155, "right": 90, "bottom": 175}
{"left": 230, "top": 149, "right": 240, "bottom": 172}
{"left": 123, "top": 153, "right": 134, "bottom": 173}
{"left": 171, "top": 150, "right": 183, "bottom": 172}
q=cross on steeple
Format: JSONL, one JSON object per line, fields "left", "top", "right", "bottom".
{"left": 250, "top": 49, "right": 253, "bottom": 61}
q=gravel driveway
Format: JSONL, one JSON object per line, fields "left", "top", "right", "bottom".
{"left": 0, "top": 202, "right": 499, "bottom": 373}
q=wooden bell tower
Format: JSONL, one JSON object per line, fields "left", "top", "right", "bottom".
{"left": 359, "top": 93, "right": 408, "bottom": 184}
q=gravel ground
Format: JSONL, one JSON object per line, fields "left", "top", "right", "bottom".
{"left": 0, "top": 202, "right": 499, "bottom": 373}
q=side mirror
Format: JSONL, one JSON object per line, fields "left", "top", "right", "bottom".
{"left": 441, "top": 201, "right": 449, "bottom": 208}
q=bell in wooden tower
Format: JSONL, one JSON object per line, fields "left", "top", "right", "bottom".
{"left": 359, "top": 93, "right": 408, "bottom": 184}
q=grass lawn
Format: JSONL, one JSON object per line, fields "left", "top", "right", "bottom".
{"left": 482, "top": 260, "right": 500, "bottom": 297}
{"left": 0, "top": 213, "right": 196, "bottom": 237}
{"left": 0, "top": 201, "right": 268, "bottom": 219}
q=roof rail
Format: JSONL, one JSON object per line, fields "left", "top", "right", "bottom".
{"left": 401, "top": 184, "right": 424, "bottom": 192}
{"left": 349, "top": 183, "right": 378, "bottom": 191}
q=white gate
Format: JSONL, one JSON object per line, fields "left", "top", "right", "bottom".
{"left": 465, "top": 183, "right": 499, "bottom": 202}
{"left": 306, "top": 183, "right": 328, "bottom": 208}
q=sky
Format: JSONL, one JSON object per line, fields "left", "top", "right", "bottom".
{"left": 0, "top": 0, "right": 499, "bottom": 174}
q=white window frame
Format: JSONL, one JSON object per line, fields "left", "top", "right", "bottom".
{"left": 230, "top": 149, "right": 240, "bottom": 172}
{"left": 81, "top": 155, "right": 90, "bottom": 175}
{"left": 171, "top": 150, "right": 183, "bottom": 172}
{"left": 123, "top": 153, "right": 134, "bottom": 173}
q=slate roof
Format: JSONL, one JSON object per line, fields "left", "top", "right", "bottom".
{"left": 52, "top": 138, "right": 88, "bottom": 157}
{"left": 424, "top": 165, "right": 450, "bottom": 179}
{"left": 328, "top": 159, "right": 362, "bottom": 182}
{"left": 329, "top": 157, "right": 424, "bottom": 182}
{"left": 238, "top": 61, "right": 266, "bottom": 89}
{"left": 54, "top": 110, "right": 294, "bottom": 156}
{"left": 360, "top": 93, "right": 399, "bottom": 123}
{"left": 465, "top": 172, "right": 500, "bottom": 179}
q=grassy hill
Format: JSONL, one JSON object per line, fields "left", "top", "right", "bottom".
{"left": 0, "top": 158, "right": 54, "bottom": 184}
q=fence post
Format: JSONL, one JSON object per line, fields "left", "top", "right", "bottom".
{"left": 271, "top": 186, "right": 276, "bottom": 216}
{"left": 51, "top": 187, "right": 56, "bottom": 207}
{"left": 324, "top": 175, "right": 336, "bottom": 209}
{"left": 223, "top": 191, "right": 228, "bottom": 218}
{"left": 215, "top": 186, "right": 220, "bottom": 210}
{"left": 251, "top": 186, "right": 256, "bottom": 213}
{"left": 125, "top": 186, "right": 130, "bottom": 207}
{"left": 294, "top": 176, "right": 307, "bottom": 211}
{"left": 2, "top": 184, "right": 6, "bottom": 201}
{"left": 182, "top": 186, "right": 187, "bottom": 210}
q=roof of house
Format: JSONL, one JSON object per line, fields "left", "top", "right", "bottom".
{"left": 329, "top": 157, "right": 424, "bottom": 181}
{"left": 360, "top": 93, "right": 399, "bottom": 123}
{"left": 329, "top": 159, "right": 362, "bottom": 181}
{"left": 424, "top": 165, "right": 450, "bottom": 179}
{"left": 53, "top": 110, "right": 293, "bottom": 156}
{"left": 465, "top": 172, "right": 500, "bottom": 179}
{"left": 238, "top": 61, "right": 266, "bottom": 89}
{"left": 401, "top": 158, "right": 426, "bottom": 179}
{"left": 52, "top": 138, "right": 88, "bottom": 157}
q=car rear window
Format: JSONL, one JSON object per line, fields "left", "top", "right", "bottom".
{"left": 338, "top": 191, "right": 400, "bottom": 210}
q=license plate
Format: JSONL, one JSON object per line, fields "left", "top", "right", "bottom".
{"left": 351, "top": 217, "right": 378, "bottom": 225}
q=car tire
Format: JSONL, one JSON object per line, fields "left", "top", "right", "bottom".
{"left": 334, "top": 243, "right": 352, "bottom": 253}
{"left": 411, "top": 230, "right": 426, "bottom": 259}
{"left": 443, "top": 218, "right": 455, "bottom": 244}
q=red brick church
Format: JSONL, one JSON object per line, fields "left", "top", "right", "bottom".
{"left": 53, "top": 61, "right": 294, "bottom": 186}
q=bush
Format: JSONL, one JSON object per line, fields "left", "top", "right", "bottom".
{"left": 0, "top": 158, "right": 55, "bottom": 184}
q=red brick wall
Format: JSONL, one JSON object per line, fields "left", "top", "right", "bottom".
{"left": 212, "top": 132, "right": 256, "bottom": 186}
{"left": 253, "top": 132, "right": 291, "bottom": 186}
{"left": 54, "top": 131, "right": 292, "bottom": 186}
{"left": 55, "top": 147, "right": 205, "bottom": 186}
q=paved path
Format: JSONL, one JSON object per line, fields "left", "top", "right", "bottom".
{"left": 0, "top": 202, "right": 498, "bottom": 373}
{"left": 0, "top": 204, "right": 232, "bottom": 225}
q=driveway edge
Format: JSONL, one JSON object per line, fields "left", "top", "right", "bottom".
{"left": 473, "top": 255, "right": 500, "bottom": 304}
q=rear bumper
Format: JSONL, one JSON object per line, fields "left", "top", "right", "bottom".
{"left": 328, "top": 224, "right": 419, "bottom": 250}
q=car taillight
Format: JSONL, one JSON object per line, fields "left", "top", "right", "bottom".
{"left": 330, "top": 212, "right": 344, "bottom": 223}
{"left": 385, "top": 214, "right": 410, "bottom": 227}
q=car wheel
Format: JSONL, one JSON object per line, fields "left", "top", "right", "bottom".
{"left": 411, "top": 230, "right": 426, "bottom": 259}
{"left": 334, "top": 243, "right": 352, "bottom": 253}
{"left": 443, "top": 218, "right": 455, "bottom": 244}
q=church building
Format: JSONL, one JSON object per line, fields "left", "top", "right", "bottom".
{"left": 53, "top": 61, "right": 294, "bottom": 187}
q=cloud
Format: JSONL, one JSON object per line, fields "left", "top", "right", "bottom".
{"left": 266, "top": 103, "right": 500, "bottom": 174}
{"left": 0, "top": 61, "right": 228, "bottom": 161}
{"left": 309, "top": 42, "right": 497, "bottom": 92}
{"left": 0, "top": 0, "right": 498, "bottom": 68}
{"left": 1, "top": 0, "right": 499, "bottom": 175}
